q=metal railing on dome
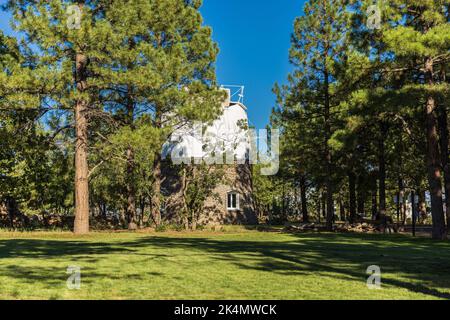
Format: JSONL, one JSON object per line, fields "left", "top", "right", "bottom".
{"left": 220, "top": 84, "right": 245, "bottom": 104}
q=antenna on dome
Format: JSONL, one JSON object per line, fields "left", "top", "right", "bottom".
{"left": 220, "top": 85, "right": 245, "bottom": 104}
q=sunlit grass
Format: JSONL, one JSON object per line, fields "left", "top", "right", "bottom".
{"left": 0, "top": 230, "right": 449, "bottom": 300}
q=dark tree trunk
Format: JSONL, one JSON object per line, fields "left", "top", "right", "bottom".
{"left": 152, "top": 153, "right": 162, "bottom": 227}
{"left": 321, "top": 191, "right": 326, "bottom": 220}
{"left": 378, "top": 123, "right": 387, "bottom": 212}
{"left": 282, "top": 183, "right": 286, "bottom": 221}
{"left": 180, "top": 166, "right": 190, "bottom": 230}
{"left": 126, "top": 147, "right": 137, "bottom": 230}
{"left": 396, "top": 191, "right": 400, "bottom": 223}
{"left": 324, "top": 68, "right": 334, "bottom": 231}
{"left": 300, "top": 175, "right": 309, "bottom": 222}
{"left": 100, "top": 203, "right": 107, "bottom": 220}
{"left": 325, "top": 179, "right": 334, "bottom": 229}
{"left": 119, "top": 208, "right": 126, "bottom": 228}
{"left": 6, "top": 197, "right": 18, "bottom": 229}
{"left": 348, "top": 171, "right": 357, "bottom": 223}
{"left": 316, "top": 196, "right": 321, "bottom": 223}
{"left": 191, "top": 167, "right": 198, "bottom": 231}
{"left": 125, "top": 94, "right": 137, "bottom": 230}
{"left": 397, "top": 149, "right": 404, "bottom": 224}
{"left": 371, "top": 180, "right": 378, "bottom": 221}
{"left": 398, "top": 178, "right": 406, "bottom": 225}
{"left": 418, "top": 190, "right": 427, "bottom": 224}
{"left": 152, "top": 108, "right": 162, "bottom": 227}
{"left": 139, "top": 197, "right": 146, "bottom": 228}
{"left": 339, "top": 195, "right": 345, "bottom": 221}
{"left": 425, "top": 57, "right": 446, "bottom": 240}
{"left": 357, "top": 175, "right": 365, "bottom": 216}
{"left": 438, "top": 95, "right": 450, "bottom": 232}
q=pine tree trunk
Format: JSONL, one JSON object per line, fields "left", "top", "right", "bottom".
{"left": 6, "top": 197, "right": 18, "bottom": 229}
{"left": 397, "top": 177, "right": 406, "bottom": 225}
{"left": 439, "top": 64, "right": 450, "bottom": 230}
{"left": 339, "top": 195, "right": 345, "bottom": 221}
{"left": 397, "top": 148, "right": 404, "bottom": 224}
{"left": 191, "top": 215, "right": 197, "bottom": 231}
{"left": 139, "top": 198, "right": 145, "bottom": 228}
{"left": 378, "top": 123, "right": 387, "bottom": 212}
{"left": 325, "top": 167, "right": 334, "bottom": 227}
{"left": 180, "top": 166, "right": 190, "bottom": 230}
{"left": 396, "top": 191, "right": 400, "bottom": 223}
{"left": 126, "top": 147, "right": 137, "bottom": 230}
{"left": 418, "top": 191, "right": 427, "bottom": 224}
{"left": 348, "top": 171, "right": 356, "bottom": 223}
{"left": 357, "top": 174, "right": 365, "bottom": 216}
{"left": 184, "top": 216, "right": 189, "bottom": 231}
{"left": 73, "top": 50, "right": 90, "bottom": 235}
{"left": 438, "top": 77, "right": 450, "bottom": 231}
{"left": 425, "top": 57, "right": 447, "bottom": 240}
{"left": 300, "top": 175, "right": 309, "bottom": 222}
{"left": 321, "top": 191, "right": 326, "bottom": 220}
{"left": 316, "top": 197, "right": 321, "bottom": 223}
{"left": 119, "top": 207, "right": 126, "bottom": 228}
{"left": 151, "top": 108, "right": 162, "bottom": 227}
{"left": 152, "top": 153, "right": 162, "bottom": 227}
{"left": 372, "top": 189, "right": 378, "bottom": 220}
{"left": 324, "top": 69, "right": 334, "bottom": 231}
{"left": 282, "top": 183, "right": 287, "bottom": 222}
{"left": 102, "top": 203, "right": 107, "bottom": 219}
{"left": 125, "top": 94, "right": 137, "bottom": 230}
{"left": 191, "top": 167, "right": 198, "bottom": 231}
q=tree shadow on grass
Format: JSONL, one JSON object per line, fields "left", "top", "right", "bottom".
{"left": 0, "top": 239, "right": 163, "bottom": 290}
{"left": 1, "top": 233, "right": 449, "bottom": 299}
{"left": 123, "top": 233, "right": 450, "bottom": 299}
{"left": 0, "top": 239, "right": 134, "bottom": 259}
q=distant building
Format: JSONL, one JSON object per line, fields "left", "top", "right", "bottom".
{"left": 161, "top": 86, "right": 257, "bottom": 225}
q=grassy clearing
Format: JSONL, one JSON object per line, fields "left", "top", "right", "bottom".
{"left": 0, "top": 229, "right": 449, "bottom": 300}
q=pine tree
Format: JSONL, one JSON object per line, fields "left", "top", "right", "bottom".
{"left": 4, "top": 0, "right": 123, "bottom": 233}
{"left": 272, "top": 86, "right": 315, "bottom": 222}
{"left": 3, "top": 0, "right": 223, "bottom": 232}
{"left": 382, "top": 0, "right": 450, "bottom": 239}
{"left": 91, "top": 0, "right": 224, "bottom": 227}
{"left": 126, "top": 0, "right": 224, "bottom": 226}
{"left": 282, "top": 0, "right": 353, "bottom": 230}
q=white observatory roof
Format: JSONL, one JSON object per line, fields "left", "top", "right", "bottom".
{"left": 163, "top": 86, "right": 250, "bottom": 162}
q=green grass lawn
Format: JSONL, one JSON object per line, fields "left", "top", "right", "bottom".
{"left": 0, "top": 229, "right": 449, "bottom": 300}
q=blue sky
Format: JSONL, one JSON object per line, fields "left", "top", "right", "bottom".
{"left": 0, "top": 0, "right": 306, "bottom": 129}
{"left": 201, "top": 0, "right": 306, "bottom": 128}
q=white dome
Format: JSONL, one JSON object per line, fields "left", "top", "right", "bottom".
{"left": 163, "top": 102, "right": 250, "bottom": 163}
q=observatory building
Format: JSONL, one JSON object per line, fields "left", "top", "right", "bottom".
{"left": 161, "top": 86, "right": 257, "bottom": 225}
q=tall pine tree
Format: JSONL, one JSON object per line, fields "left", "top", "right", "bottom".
{"left": 283, "top": 0, "right": 353, "bottom": 230}
{"left": 383, "top": 0, "right": 450, "bottom": 239}
{"left": 4, "top": 0, "right": 123, "bottom": 233}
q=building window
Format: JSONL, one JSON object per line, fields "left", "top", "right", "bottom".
{"left": 227, "top": 192, "right": 240, "bottom": 211}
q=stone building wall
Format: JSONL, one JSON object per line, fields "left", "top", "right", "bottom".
{"left": 162, "top": 162, "right": 257, "bottom": 226}
{"left": 200, "top": 163, "right": 257, "bottom": 225}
